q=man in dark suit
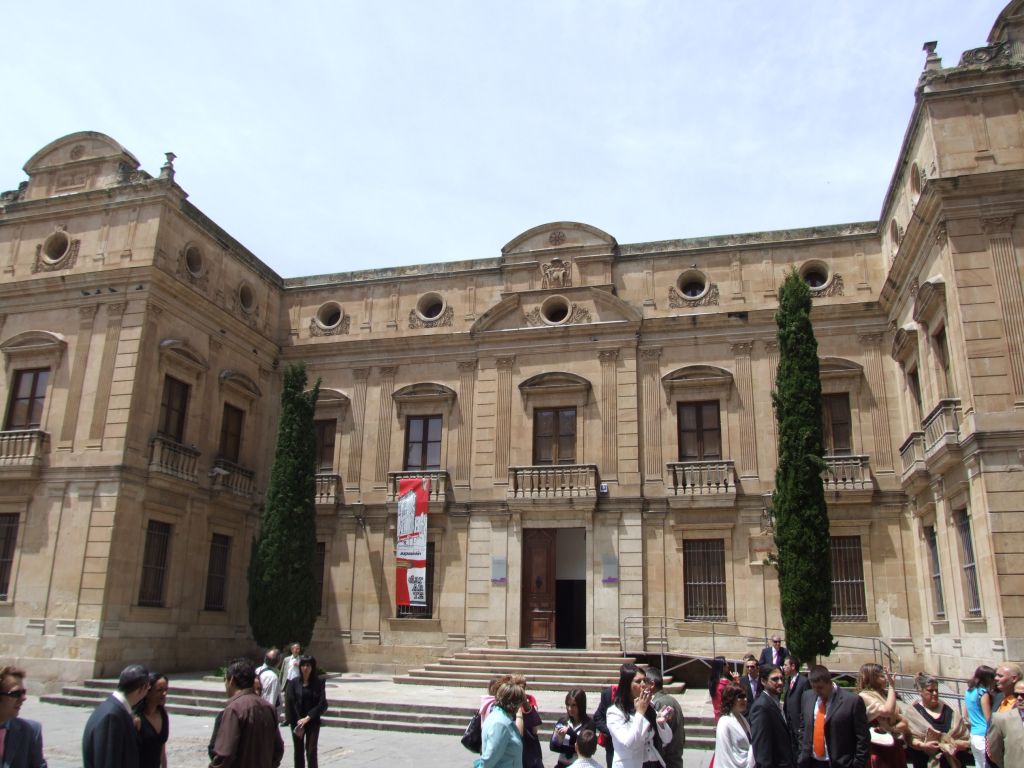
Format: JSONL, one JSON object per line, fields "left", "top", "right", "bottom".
{"left": 748, "top": 664, "right": 794, "bottom": 768}
{"left": 591, "top": 684, "right": 616, "bottom": 768}
{"left": 82, "top": 664, "right": 150, "bottom": 768}
{"left": 759, "top": 635, "right": 790, "bottom": 668}
{"left": 740, "top": 655, "right": 761, "bottom": 701}
{"left": 782, "top": 655, "right": 809, "bottom": 755}
{"left": 0, "top": 665, "right": 46, "bottom": 767}
{"left": 798, "top": 664, "right": 869, "bottom": 768}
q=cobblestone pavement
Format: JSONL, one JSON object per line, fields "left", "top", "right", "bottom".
{"left": 23, "top": 690, "right": 714, "bottom": 767}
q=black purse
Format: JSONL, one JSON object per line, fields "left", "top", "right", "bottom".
{"left": 461, "top": 711, "right": 482, "bottom": 753}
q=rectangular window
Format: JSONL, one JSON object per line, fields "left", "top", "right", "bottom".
{"left": 822, "top": 393, "right": 852, "bottom": 456}
{"left": 0, "top": 514, "right": 19, "bottom": 601}
{"left": 954, "top": 511, "right": 982, "bottom": 617}
{"left": 533, "top": 407, "right": 577, "bottom": 465}
{"left": 678, "top": 401, "right": 722, "bottom": 460}
{"left": 683, "top": 539, "right": 727, "bottom": 621}
{"left": 203, "top": 533, "right": 231, "bottom": 611}
{"left": 934, "top": 327, "right": 955, "bottom": 397}
{"left": 219, "top": 404, "right": 245, "bottom": 463}
{"left": 404, "top": 415, "right": 442, "bottom": 471}
{"left": 830, "top": 536, "right": 867, "bottom": 621}
{"left": 314, "top": 419, "right": 337, "bottom": 471}
{"left": 907, "top": 367, "right": 923, "bottom": 422}
{"left": 925, "top": 526, "right": 946, "bottom": 620}
{"left": 158, "top": 376, "right": 190, "bottom": 442}
{"left": 138, "top": 520, "right": 172, "bottom": 607}
{"left": 316, "top": 541, "right": 327, "bottom": 617}
{"left": 4, "top": 368, "right": 49, "bottom": 430}
{"left": 397, "top": 542, "right": 435, "bottom": 619}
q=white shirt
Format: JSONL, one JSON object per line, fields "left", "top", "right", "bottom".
{"left": 256, "top": 664, "right": 281, "bottom": 706}
{"left": 283, "top": 655, "right": 301, "bottom": 681}
{"left": 606, "top": 703, "right": 672, "bottom": 768}
{"left": 715, "top": 713, "right": 755, "bottom": 768}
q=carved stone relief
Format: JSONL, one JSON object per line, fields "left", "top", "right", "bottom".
{"left": 522, "top": 304, "right": 592, "bottom": 327}
{"left": 409, "top": 305, "right": 454, "bottom": 329}
{"left": 668, "top": 283, "right": 720, "bottom": 308}
{"left": 812, "top": 273, "right": 844, "bottom": 297}
{"left": 541, "top": 258, "right": 571, "bottom": 289}
{"left": 33, "top": 238, "right": 80, "bottom": 273}
{"left": 309, "top": 315, "right": 351, "bottom": 336}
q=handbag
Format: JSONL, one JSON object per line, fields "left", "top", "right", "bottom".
{"left": 461, "top": 711, "right": 482, "bottom": 753}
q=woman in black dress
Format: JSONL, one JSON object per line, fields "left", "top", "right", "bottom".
{"left": 134, "top": 672, "right": 169, "bottom": 768}
{"left": 285, "top": 655, "right": 327, "bottom": 768}
{"left": 905, "top": 672, "right": 970, "bottom": 768}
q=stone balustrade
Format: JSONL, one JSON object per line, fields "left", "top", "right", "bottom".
{"left": 507, "top": 464, "right": 598, "bottom": 499}
{"left": 0, "top": 429, "right": 47, "bottom": 475}
{"left": 148, "top": 435, "right": 200, "bottom": 483}
{"left": 387, "top": 471, "right": 451, "bottom": 504}
{"left": 315, "top": 472, "right": 344, "bottom": 506}
{"left": 923, "top": 398, "right": 962, "bottom": 453}
{"left": 821, "top": 455, "right": 872, "bottom": 493}
{"left": 211, "top": 458, "right": 256, "bottom": 498}
{"left": 666, "top": 460, "right": 736, "bottom": 496}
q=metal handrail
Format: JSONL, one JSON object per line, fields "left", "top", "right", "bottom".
{"left": 620, "top": 615, "right": 903, "bottom": 675}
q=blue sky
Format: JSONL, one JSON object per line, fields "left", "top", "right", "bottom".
{"left": 3, "top": 1, "right": 1007, "bottom": 278}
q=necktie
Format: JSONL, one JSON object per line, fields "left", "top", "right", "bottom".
{"left": 813, "top": 699, "right": 826, "bottom": 758}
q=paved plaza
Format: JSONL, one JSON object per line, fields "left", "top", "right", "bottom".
{"left": 23, "top": 673, "right": 715, "bottom": 767}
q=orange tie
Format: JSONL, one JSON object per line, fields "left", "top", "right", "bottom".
{"left": 813, "top": 699, "right": 826, "bottom": 758}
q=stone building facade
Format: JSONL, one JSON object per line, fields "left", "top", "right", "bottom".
{"left": 2, "top": 2, "right": 1024, "bottom": 687}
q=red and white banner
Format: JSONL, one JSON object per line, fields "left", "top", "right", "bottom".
{"left": 395, "top": 477, "right": 429, "bottom": 607}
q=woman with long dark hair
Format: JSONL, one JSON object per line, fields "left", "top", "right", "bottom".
{"left": 285, "top": 655, "right": 327, "bottom": 768}
{"left": 714, "top": 683, "right": 753, "bottom": 768}
{"left": 606, "top": 664, "right": 671, "bottom": 768}
{"left": 964, "top": 665, "right": 995, "bottom": 768}
{"left": 856, "top": 663, "right": 909, "bottom": 768}
{"left": 550, "top": 688, "right": 593, "bottom": 767}
{"left": 708, "top": 657, "right": 734, "bottom": 720}
{"left": 134, "top": 672, "right": 169, "bottom": 768}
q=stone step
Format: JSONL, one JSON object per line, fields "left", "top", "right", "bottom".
{"left": 452, "top": 650, "right": 635, "bottom": 662}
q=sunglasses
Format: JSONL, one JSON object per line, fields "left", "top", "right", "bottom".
{"left": 737, "top": 694, "right": 748, "bottom": 700}
{"left": 0, "top": 689, "right": 26, "bottom": 699}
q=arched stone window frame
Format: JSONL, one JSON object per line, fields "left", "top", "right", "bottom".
{"left": 156, "top": 339, "right": 209, "bottom": 443}
{"left": 891, "top": 325, "right": 923, "bottom": 426}
{"left": 819, "top": 357, "right": 865, "bottom": 455}
{"left": 518, "top": 372, "right": 592, "bottom": 465}
{"left": 313, "top": 388, "right": 352, "bottom": 475}
{"left": 912, "top": 277, "right": 957, "bottom": 402}
{"left": 392, "top": 383, "right": 457, "bottom": 473}
{"left": 661, "top": 365, "right": 734, "bottom": 462}
{"left": 1, "top": 330, "right": 68, "bottom": 432}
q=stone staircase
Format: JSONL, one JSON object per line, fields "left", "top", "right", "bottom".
{"left": 393, "top": 648, "right": 686, "bottom": 693}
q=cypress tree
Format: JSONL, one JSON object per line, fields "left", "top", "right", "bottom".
{"left": 771, "top": 270, "right": 834, "bottom": 662}
{"left": 248, "top": 361, "right": 320, "bottom": 648}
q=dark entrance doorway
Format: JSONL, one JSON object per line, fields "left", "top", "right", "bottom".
{"left": 521, "top": 528, "right": 587, "bottom": 649}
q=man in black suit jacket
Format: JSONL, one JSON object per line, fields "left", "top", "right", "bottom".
{"left": 740, "top": 656, "right": 761, "bottom": 701}
{"left": 782, "top": 656, "right": 809, "bottom": 755}
{"left": 748, "top": 664, "right": 795, "bottom": 768}
{"left": 0, "top": 665, "right": 46, "bottom": 768}
{"left": 591, "top": 684, "right": 616, "bottom": 768}
{"left": 82, "top": 664, "right": 150, "bottom": 768}
{"left": 759, "top": 635, "right": 791, "bottom": 668}
{"left": 798, "top": 665, "right": 869, "bottom": 768}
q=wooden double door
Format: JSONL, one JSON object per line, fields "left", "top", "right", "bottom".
{"left": 521, "top": 528, "right": 587, "bottom": 648}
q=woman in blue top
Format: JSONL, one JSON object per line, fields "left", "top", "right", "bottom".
{"left": 476, "top": 677, "right": 526, "bottom": 768}
{"left": 964, "top": 665, "right": 995, "bottom": 768}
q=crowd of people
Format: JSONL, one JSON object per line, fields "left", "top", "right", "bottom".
{"left": 705, "top": 638, "right": 1024, "bottom": 768}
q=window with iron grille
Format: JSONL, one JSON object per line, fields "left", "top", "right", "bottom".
{"left": 683, "top": 539, "right": 727, "bottom": 621}
{"left": 314, "top": 420, "right": 336, "bottom": 471}
{"left": 822, "top": 393, "right": 852, "bottom": 456}
{"left": 954, "top": 511, "right": 982, "bottom": 617}
{"left": 678, "top": 401, "right": 722, "bottom": 460}
{"left": 218, "top": 404, "right": 244, "bottom": 463}
{"left": 925, "top": 526, "right": 945, "bottom": 620}
{"left": 830, "top": 536, "right": 867, "bottom": 621}
{"left": 203, "top": 534, "right": 231, "bottom": 611}
{"left": 533, "top": 407, "right": 576, "bottom": 465}
{"left": 316, "top": 541, "right": 327, "bottom": 617}
{"left": 0, "top": 515, "right": 19, "bottom": 601}
{"left": 397, "top": 542, "right": 434, "bottom": 619}
{"left": 158, "top": 376, "right": 190, "bottom": 442}
{"left": 404, "top": 415, "right": 442, "bottom": 471}
{"left": 138, "top": 520, "right": 172, "bottom": 607}
{"left": 4, "top": 369, "right": 49, "bottom": 430}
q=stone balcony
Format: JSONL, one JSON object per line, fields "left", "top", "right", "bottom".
{"left": 821, "top": 455, "right": 873, "bottom": 500}
{"left": 315, "top": 472, "right": 344, "bottom": 506}
{"left": 148, "top": 434, "right": 200, "bottom": 483}
{"left": 507, "top": 464, "right": 599, "bottom": 505}
{"left": 666, "top": 460, "right": 736, "bottom": 508}
{"left": 898, "top": 432, "right": 930, "bottom": 495}
{"left": 0, "top": 429, "right": 47, "bottom": 479}
{"left": 210, "top": 458, "right": 257, "bottom": 498}
{"left": 922, "top": 398, "right": 963, "bottom": 473}
{"left": 386, "top": 470, "right": 451, "bottom": 506}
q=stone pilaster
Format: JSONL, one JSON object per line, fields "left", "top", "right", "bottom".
{"left": 347, "top": 368, "right": 370, "bottom": 494}
{"left": 373, "top": 367, "right": 397, "bottom": 485}
{"left": 456, "top": 361, "right": 477, "bottom": 486}
{"left": 765, "top": 341, "right": 779, "bottom": 472}
{"left": 732, "top": 342, "right": 758, "bottom": 478}
{"left": 640, "top": 348, "right": 663, "bottom": 482}
{"left": 859, "top": 332, "right": 895, "bottom": 471}
{"left": 599, "top": 349, "right": 619, "bottom": 481}
{"left": 494, "top": 357, "right": 514, "bottom": 480}
{"left": 88, "top": 302, "right": 126, "bottom": 444}
{"left": 59, "top": 305, "right": 98, "bottom": 447}
{"left": 984, "top": 216, "right": 1024, "bottom": 403}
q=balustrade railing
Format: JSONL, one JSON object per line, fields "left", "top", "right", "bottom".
{"left": 666, "top": 460, "right": 736, "bottom": 496}
{"left": 923, "top": 398, "right": 962, "bottom": 452}
{"left": 899, "top": 432, "right": 926, "bottom": 475}
{"left": 507, "top": 464, "right": 598, "bottom": 499}
{"left": 387, "top": 470, "right": 450, "bottom": 503}
{"left": 0, "top": 429, "right": 47, "bottom": 468}
{"left": 315, "top": 473, "right": 344, "bottom": 506}
{"left": 211, "top": 458, "right": 256, "bottom": 497}
{"left": 148, "top": 435, "right": 200, "bottom": 482}
{"left": 821, "top": 455, "right": 872, "bottom": 492}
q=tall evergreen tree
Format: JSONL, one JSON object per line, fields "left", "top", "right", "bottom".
{"left": 248, "top": 362, "right": 320, "bottom": 648}
{"left": 771, "top": 270, "right": 834, "bottom": 662}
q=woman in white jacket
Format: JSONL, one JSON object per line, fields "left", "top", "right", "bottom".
{"left": 606, "top": 663, "right": 673, "bottom": 768}
{"left": 714, "top": 682, "right": 755, "bottom": 768}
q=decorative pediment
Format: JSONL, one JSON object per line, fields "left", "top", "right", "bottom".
{"left": 820, "top": 357, "right": 863, "bottom": 392}
{"left": 392, "top": 383, "right": 457, "bottom": 416}
{"left": 472, "top": 287, "right": 640, "bottom": 334}
{"left": 891, "top": 326, "right": 919, "bottom": 364}
{"left": 316, "top": 387, "right": 351, "bottom": 411}
{"left": 518, "top": 373, "right": 592, "bottom": 407}
{"left": 158, "top": 338, "right": 208, "bottom": 376}
{"left": 502, "top": 221, "right": 617, "bottom": 258}
{"left": 21, "top": 132, "right": 144, "bottom": 201}
{"left": 912, "top": 277, "right": 946, "bottom": 328}
{"left": 0, "top": 330, "right": 67, "bottom": 368}
{"left": 219, "top": 369, "right": 261, "bottom": 400}
{"left": 662, "top": 365, "right": 734, "bottom": 398}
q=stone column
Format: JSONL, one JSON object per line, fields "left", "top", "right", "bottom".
{"left": 859, "top": 332, "right": 895, "bottom": 472}
{"left": 764, "top": 341, "right": 780, "bottom": 475}
{"left": 347, "top": 368, "right": 370, "bottom": 495}
{"left": 59, "top": 305, "right": 98, "bottom": 448}
{"left": 640, "top": 348, "right": 663, "bottom": 482}
{"left": 732, "top": 342, "right": 758, "bottom": 478}
{"left": 456, "top": 361, "right": 477, "bottom": 486}
{"left": 984, "top": 216, "right": 1024, "bottom": 404}
{"left": 88, "top": 302, "right": 126, "bottom": 445}
{"left": 373, "top": 367, "right": 397, "bottom": 486}
{"left": 599, "top": 350, "right": 619, "bottom": 482}
{"left": 494, "top": 357, "right": 514, "bottom": 480}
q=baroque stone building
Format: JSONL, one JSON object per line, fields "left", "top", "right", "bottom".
{"left": 2, "top": 2, "right": 1024, "bottom": 688}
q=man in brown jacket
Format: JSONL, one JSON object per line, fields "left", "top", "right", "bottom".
{"left": 210, "top": 658, "right": 284, "bottom": 768}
